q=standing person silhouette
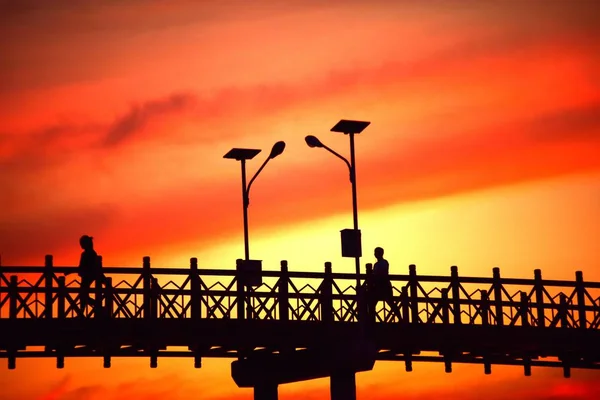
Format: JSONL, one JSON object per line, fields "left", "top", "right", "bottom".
{"left": 371, "top": 247, "right": 400, "bottom": 321}
{"left": 373, "top": 247, "right": 389, "bottom": 276}
{"left": 76, "top": 235, "right": 106, "bottom": 315}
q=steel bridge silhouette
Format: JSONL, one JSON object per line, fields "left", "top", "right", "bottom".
{"left": 1, "top": 255, "right": 600, "bottom": 400}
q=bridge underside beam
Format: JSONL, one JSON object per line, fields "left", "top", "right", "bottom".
{"left": 254, "top": 384, "right": 278, "bottom": 400}
{"left": 232, "top": 339, "right": 376, "bottom": 400}
{"left": 231, "top": 344, "right": 376, "bottom": 387}
{"left": 2, "top": 320, "right": 600, "bottom": 375}
{"left": 331, "top": 371, "right": 356, "bottom": 400}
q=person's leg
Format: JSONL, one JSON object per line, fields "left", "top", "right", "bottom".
{"left": 80, "top": 278, "right": 92, "bottom": 316}
{"left": 90, "top": 274, "right": 108, "bottom": 315}
{"left": 384, "top": 282, "right": 401, "bottom": 322}
{"left": 97, "top": 274, "right": 109, "bottom": 291}
{"left": 386, "top": 295, "right": 402, "bottom": 322}
{"left": 369, "top": 288, "right": 379, "bottom": 321}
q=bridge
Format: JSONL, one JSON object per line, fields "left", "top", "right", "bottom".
{"left": 1, "top": 255, "right": 600, "bottom": 400}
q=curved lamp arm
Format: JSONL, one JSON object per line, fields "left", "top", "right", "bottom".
{"left": 246, "top": 157, "right": 270, "bottom": 206}
{"left": 321, "top": 144, "right": 353, "bottom": 183}
{"left": 245, "top": 141, "right": 286, "bottom": 206}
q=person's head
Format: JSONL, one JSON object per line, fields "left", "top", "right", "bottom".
{"left": 374, "top": 247, "right": 384, "bottom": 259}
{"left": 80, "top": 235, "right": 94, "bottom": 250}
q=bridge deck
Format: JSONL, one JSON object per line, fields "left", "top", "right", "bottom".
{"left": 1, "top": 256, "right": 600, "bottom": 375}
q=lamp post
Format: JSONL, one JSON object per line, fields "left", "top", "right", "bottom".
{"left": 224, "top": 141, "right": 286, "bottom": 326}
{"left": 224, "top": 141, "right": 286, "bottom": 262}
{"left": 305, "top": 119, "right": 370, "bottom": 289}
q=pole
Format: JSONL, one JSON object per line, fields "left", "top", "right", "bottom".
{"left": 349, "top": 132, "right": 360, "bottom": 290}
{"left": 240, "top": 160, "right": 251, "bottom": 323}
{"left": 241, "top": 159, "right": 250, "bottom": 261}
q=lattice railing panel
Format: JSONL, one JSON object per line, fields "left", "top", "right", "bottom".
{"left": 0, "top": 259, "right": 599, "bottom": 331}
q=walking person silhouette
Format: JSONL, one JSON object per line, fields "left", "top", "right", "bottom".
{"left": 74, "top": 235, "right": 107, "bottom": 316}
{"left": 373, "top": 247, "right": 392, "bottom": 298}
{"left": 371, "top": 247, "right": 401, "bottom": 321}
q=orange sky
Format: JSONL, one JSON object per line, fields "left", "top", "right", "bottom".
{"left": 1, "top": 1, "right": 600, "bottom": 399}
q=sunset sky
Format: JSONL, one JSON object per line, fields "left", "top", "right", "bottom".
{"left": 1, "top": 1, "right": 600, "bottom": 399}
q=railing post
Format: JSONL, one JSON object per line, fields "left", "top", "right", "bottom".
{"left": 149, "top": 276, "right": 160, "bottom": 369}
{"left": 190, "top": 258, "right": 201, "bottom": 319}
{"left": 408, "top": 265, "right": 419, "bottom": 323}
{"left": 520, "top": 291, "right": 529, "bottom": 327}
{"left": 57, "top": 277, "right": 66, "bottom": 319}
{"left": 401, "top": 285, "right": 409, "bottom": 325}
{"left": 575, "top": 271, "right": 586, "bottom": 330}
{"left": 480, "top": 291, "right": 489, "bottom": 326}
{"left": 143, "top": 256, "right": 151, "bottom": 319}
{"left": 103, "top": 276, "right": 114, "bottom": 369}
{"left": 236, "top": 259, "right": 245, "bottom": 321}
{"left": 9, "top": 275, "right": 18, "bottom": 319}
{"left": 321, "top": 262, "right": 333, "bottom": 323}
{"left": 44, "top": 254, "right": 54, "bottom": 319}
{"left": 560, "top": 292, "right": 571, "bottom": 379}
{"left": 492, "top": 267, "right": 504, "bottom": 326}
{"left": 450, "top": 266, "right": 461, "bottom": 324}
{"left": 7, "top": 275, "right": 17, "bottom": 370}
{"left": 94, "top": 255, "right": 103, "bottom": 319}
{"left": 441, "top": 289, "right": 449, "bottom": 325}
{"left": 364, "top": 263, "right": 374, "bottom": 323}
{"left": 105, "top": 278, "right": 114, "bottom": 318}
{"left": 534, "top": 269, "right": 545, "bottom": 328}
{"left": 56, "top": 275, "right": 67, "bottom": 369}
{"left": 189, "top": 258, "right": 202, "bottom": 367}
{"left": 278, "top": 260, "right": 289, "bottom": 321}
{"left": 150, "top": 278, "right": 159, "bottom": 319}
{"left": 559, "top": 294, "right": 568, "bottom": 328}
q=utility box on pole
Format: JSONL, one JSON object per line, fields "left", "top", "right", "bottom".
{"left": 340, "top": 229, "right": 361, "bottom": 258}
{"left": 237, "top": 259, "right": 262, "bottom": 287}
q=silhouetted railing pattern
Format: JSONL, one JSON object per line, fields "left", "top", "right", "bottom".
{"left": 1, "top": 255, "right": 600, "bottom": 375}
{"left": 2, "top": 256, "right": 600, "bottom": 327}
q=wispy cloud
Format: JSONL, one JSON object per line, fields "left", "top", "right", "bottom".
{"left": 529, "top": 102, "right": 600, "bottom": 142}
{"left": 3, "top": 26, "right": 598, "bottom": 163}
{"left": 103, "top": 93, "right": 195, "bottom": 147}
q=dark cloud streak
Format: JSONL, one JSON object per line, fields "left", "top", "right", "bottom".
{"left": 103, "top": 93, "right": 195, "bottom": 147}
{"left": 0, "top": 92, "right": 194, "bottom": 170}
{"left": 529, "top": 102, "right": 600, "bottom": 142}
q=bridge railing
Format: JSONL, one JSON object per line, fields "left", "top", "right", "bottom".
{"left": 1, "top": 255, "right": 599, "bottom": 330}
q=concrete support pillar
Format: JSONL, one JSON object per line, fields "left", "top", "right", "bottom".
{"left": 330, "top": 371, "right": 356, "bottom": 400}
{"left": 254, "top": 384, "right": 278, "bottom": 400}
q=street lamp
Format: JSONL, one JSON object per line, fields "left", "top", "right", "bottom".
{"left": 223, "top": 141, "right": 286, "bottom": 280}
{"left": 305, "top": 119, "right": 370, "bottom": 289}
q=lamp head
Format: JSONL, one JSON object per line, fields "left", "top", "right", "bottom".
{"left": 305, "top": 135, "right": 323, "bottom": 148}
{"left": 269, "top": 141, "right": 286, "bottom": 159}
